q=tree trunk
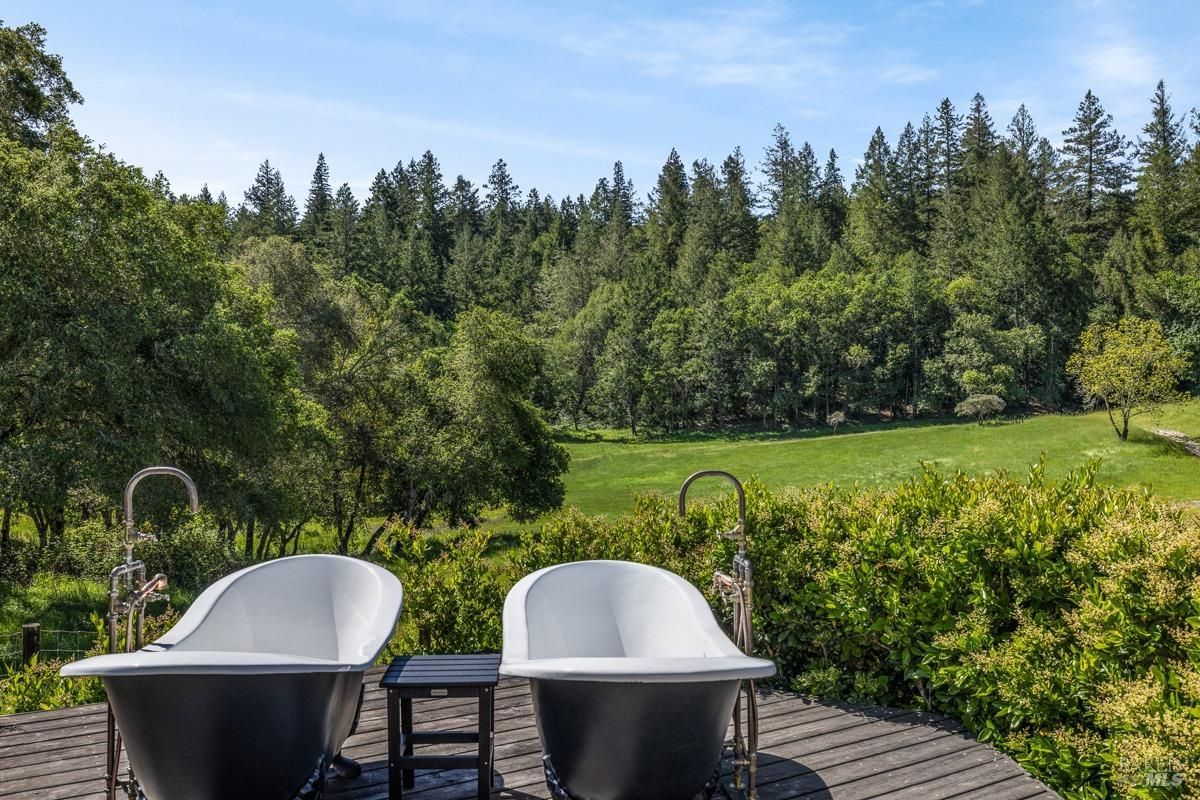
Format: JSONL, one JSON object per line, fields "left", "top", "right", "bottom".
{"left": 256, "top": 524, "right": 272, "bottom": 560}
{"left": 1, "top": 507, "right": 10, "bottom": 550}
{"left": 1103, "top": 399, "right": 1122, "bottom": 440}
{"left": 244, "top": 516, "right": 255, "bottom": 559}
{"left": 360, "top": 518, "right": 390, "bottom": 558}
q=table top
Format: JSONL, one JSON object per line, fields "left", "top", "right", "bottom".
{"left": 380, "top": 654, "right": 502, "bottom": 688}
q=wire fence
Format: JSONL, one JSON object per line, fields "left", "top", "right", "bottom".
{"left": 0, "top": 627, "right": 97, "bottom": 671}
{"left": 0, "top": 630, "right": 18, "bottom": 669}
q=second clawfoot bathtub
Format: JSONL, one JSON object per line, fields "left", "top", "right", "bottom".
{"left": 62, "top": 554, "right": 403, "bottom": 800}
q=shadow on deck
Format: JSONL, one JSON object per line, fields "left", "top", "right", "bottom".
{"left": 1, "top": 668, "right": 1059, "bottom": 800}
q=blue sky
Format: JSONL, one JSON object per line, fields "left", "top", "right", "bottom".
{"left": 7, "top": 1, "right": 1200, "bottom": 206}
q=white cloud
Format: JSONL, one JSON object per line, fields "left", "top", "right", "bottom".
{"left": 214, "top": 88, "right": 659, "bottom": 167}
{"left": 880, "top": 64, "right": 939, "bottom": 84}
{"left": 557, "top": 7, "right": 857, "bottom": 90}
{"left": 1074, "top": 40, "right": 1157, "bottom": 89}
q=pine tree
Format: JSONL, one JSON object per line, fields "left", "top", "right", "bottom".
{"left": 932, "top": 99, "right": 964, "bottom": 197}
{"left": 197, "top": 184, "right": 215, "bottom": 205}
{"left": 598, "top": 162, "right": 635, "bottom": 280}
{"left": 330, "top": 183, "right": 359, "bottom": 276}
{"left": 1184, "top": 112, "right": 1200, "bottom": 246}
{"left": 961, "top": 93, "right": 997, "bottom": 185}
{"left": 1006, "top": 104, "right": 1039, "bottom": 162}
{"left": 357, "top": 169, "right": 402, "bottom": 286}
{"left": 1057, "top": 90, "right": 1131, "bottom": 261}
{"left": 847, "top": 127, "right": 897, "bottom": 264}
{"left": 238, "top": 159, "right": 297, "bottom": 238}
{"left": 449, "top": 175, "right": 483, "bottom": 239}
{"left": 299, "top": 152, "right": 334, "bottom": 257}
{"left": 676, "top": 159, "right": 723, "bottom": 297}
{"left": 761, "top": 127, "right": 826, "bottom": 272}
{"left": 645, "top": 149, "right": 690, "bottom": 274}
{"left": 892, "top": 122, "right": 926, "bottom": 253}
{"left": 403, "top": 150, "right": 451, "bottom": 316}
{"left": 1133, "top": 80, "right": 1187, "bottom": 261}
{"left": 818, "top": 149, "right": 849, "bottom": 243}
{"left": 720, "top": 148, "right": 759, "bottom": 263}
{"left": 930, "top": 99, "right": 969, "bottom": 274}
{"left": 762, "top": 124, "right": 797, "bottom": 215}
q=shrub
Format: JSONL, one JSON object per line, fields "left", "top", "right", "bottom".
{"left": 0, "top": 608, "right": 178, "bottom": 714}
{"left": 955, "top": 393, "right": 1006, "bottom": 422}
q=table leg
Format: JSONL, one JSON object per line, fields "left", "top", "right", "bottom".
{"left": 402, "top": 696, "right": 415, "bottom": 789}
{"left": 387, "top": 689, "right": 402, "bottom": 800}
{"left": 478, "top": 686, "right": 494, "bottom": 799}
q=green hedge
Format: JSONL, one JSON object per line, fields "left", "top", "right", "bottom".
{"left": 386, "top": 463, "right": 1199, "bottom": 799}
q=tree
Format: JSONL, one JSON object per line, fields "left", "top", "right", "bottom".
{"left": 645, "top": 148, "right": 689, "bottom": 274}
{"left": 847, "top": 127, "right": 897, "bottom": 264}
{"left": 237, "top": 159, "right": 298, "bottom": 238}
{"left": 818, "top": 149, "right": 849, "bottom": 244}
{"left": 0, "top": 20, "right": 82, "bottom": 148}
{"left": 1057, "top": 90, "right": 1131, "bottom": 260}
{"left": 1066, "top": 317, "right": 1188, "bottom": 440}
{"left": 826, "top": 410, "right": 847, "bottom": 431}
{"left": 0, "top": 128, "right": 302, "bottom": 545}
{"left": 1133, "top": 81, "right": 1187, "bottom": 261}
{"left": 720, "top": 148, "right": 759, "bottom": 264}
{"left": 954, "top": 394, "right": 1005, "bottom": 423}
{"left": 298, "top": 152, "right": 334, "bottom": 256}
{"left": 330, "top": 182, "right": 360, "bottom": 276}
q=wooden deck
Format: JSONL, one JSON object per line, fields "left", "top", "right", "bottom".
{"left": 1, "top": 668, "right": 1059, "bottom": 800}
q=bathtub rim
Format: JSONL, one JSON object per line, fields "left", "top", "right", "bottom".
{"left": 61, "top": 554, "right": 402, "bottom": 678}
{"left": 501, "top": 655, "right": 776, "bottom": 682}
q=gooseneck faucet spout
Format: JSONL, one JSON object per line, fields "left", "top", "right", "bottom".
{"left": 678, "top": 469, "right": 747, "bottom": 547}
{"left": 124, "top": 466, "right": 199, "bottom": 541}
{"left": 678, "top": 469, "right": 760, "bottom": 799}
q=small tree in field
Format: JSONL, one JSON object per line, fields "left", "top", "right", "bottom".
{"left": 955, "top": 394, "right": 1005, "bottom": 423}
{"left": 826, "top": 411, "right": 847, "bottom": 432}
{"left": 1066, "top": 317, "right": 1189, "bottom": 441}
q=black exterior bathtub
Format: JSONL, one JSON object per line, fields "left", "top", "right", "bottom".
{"left": 62, "top": 555, "right": 403, "bottom": 800}
{"left": 501, "top": 560, "right": 776, "bottom": 800}
{"left": 104, "top": 671, "right": 362, "bottom": 800}
{"left": 531, "top": 677, "right": 739, "bottom": 800}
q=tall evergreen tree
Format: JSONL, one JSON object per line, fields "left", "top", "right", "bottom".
{"left": 645, "top": 148, "right": 690, "bottom": 275}
{"left": 403, "top": 149, "right": 451, "bottom": 316}
{"left": 676, "top": 160, "right": 724, "bottom": 297}
{"left": 892, "top": 122, "right": 927, "bottom": 253}
{"left": 1133, "top": 80, "right": 1187, "bottom": 261}
{"left": 930, "top": 98, "right": 969, "bottom": 274}
{"left": 847, "top": 127, "right": 898, "bottom": 264}
{"left": 720, "top": 148, "right": 759, "bottom": 263}
{"left": 330, "top": 182, "right": 359, "bottom": 276}
{"left": 818, "top": 149, "right": 849, "bottom": 244}
{"left": 237, "top": 159, "right": 297, "bottom": 238}
{"left": 299, "top": 152, "right": 334, "bottom": 257}
{"left": 1057, "top": 90, "right": 1131, "bottom": 261}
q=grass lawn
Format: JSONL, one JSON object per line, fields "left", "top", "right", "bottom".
{"left": 557, "top": 400, "right": 1200, "bottom": 516}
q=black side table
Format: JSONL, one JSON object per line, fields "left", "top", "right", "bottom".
{"left": 380, "top": 654, "right": 501, "bottom": 800}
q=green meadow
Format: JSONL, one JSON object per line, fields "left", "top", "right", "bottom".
{"left": 556, "top": 400, "right": 1200, "bottom": 516}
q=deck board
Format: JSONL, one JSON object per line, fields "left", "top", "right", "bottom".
{"left": 1, "top": 668, "right": 1059, "bottom": 799}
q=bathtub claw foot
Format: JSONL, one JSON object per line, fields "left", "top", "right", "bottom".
{"left": 331, "top": 753, "right": 362, "bottom": 779}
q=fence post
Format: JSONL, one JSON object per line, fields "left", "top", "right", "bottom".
{"left": 21, "top": 623, "right": 40, "bottom": 666}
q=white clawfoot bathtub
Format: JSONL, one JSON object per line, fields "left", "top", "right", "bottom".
{"left": 62, "top": 554, "right": 403, "bottom": 800}
{"left": 501, "top": 560, "right": 776, "bottom": 800}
